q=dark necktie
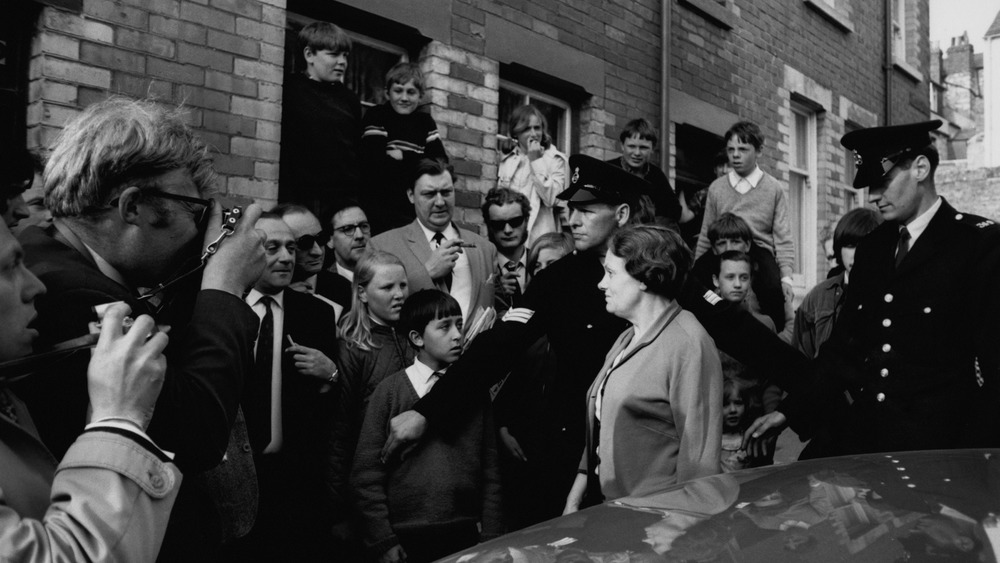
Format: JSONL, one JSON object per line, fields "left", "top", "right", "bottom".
{"left": 247, "top": 295, "right": 274, "bottom": 452}
{"left": 432, "top": 232, "right": 453, "bottom": 292}
{"left": 505, "top": 260, "right": 523, "bottom": 300}
{"left": 895, "top": 226, "right": 911, "bottom": 269}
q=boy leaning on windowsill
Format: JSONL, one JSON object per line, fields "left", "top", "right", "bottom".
{"left": 350, "top": 289, "right": 502, "bottom": 563}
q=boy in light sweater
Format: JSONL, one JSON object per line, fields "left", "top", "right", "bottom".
{"left": 351, "top": 289, "right": 502, "bottom": 563}
{"left": 694, "top": 121, "right": 796, "bottom": 301}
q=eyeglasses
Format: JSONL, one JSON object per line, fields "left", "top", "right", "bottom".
{"left": 296, "top": 231, "right": 331, "bottom": 250}
{"left": 332, "top": 222, "right": 371, "bottom": 236}
{"left": 110, "top": 191, "right": 212, "bottom": 225}
{"left": 487, "top": 216, "right": 526, "bottom": 231}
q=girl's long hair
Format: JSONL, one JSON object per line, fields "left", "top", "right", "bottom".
{"left": 337, "top": 251, "right": 406, "bottom": 351}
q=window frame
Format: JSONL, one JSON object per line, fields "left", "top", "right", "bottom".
{"left": 788, "top": 102, "right": 819, "bottom": 290}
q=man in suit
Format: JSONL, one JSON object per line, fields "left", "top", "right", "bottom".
{"left": 325, "top": 200, "right": 373, "bottom": 310}
{"left": 274, "top": 202, "right": 347, "bottom": 317}
{"left": 231, "top": 214, "right": 339, "bottom": 560}
{"left": 16, "top": 98, "right": 266, "bottom": 560}
{"left": 368, "top": 157, "right": 497, "bottom": 321}
{"left": 748, "top": 120, "right": 1000, "bottom": 457}
{"left": 0, "top": 220, "right": 181, "bottom": 560}
{"left": 483, "top": 187, "right": 530, "bottom": 313}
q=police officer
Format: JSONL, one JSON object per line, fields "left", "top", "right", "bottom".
{"left": 748, "top": 120, "right": 1000, "bottom": 457}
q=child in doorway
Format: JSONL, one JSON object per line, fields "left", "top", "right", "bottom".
{"left": 361, "top": 62, "right": 448, "bottom": 234}
{"left": 351, "top": 289, "right": 502, "bottom": 563}
{"left": 694, "top": 121, "right": 796, "bottom": 303}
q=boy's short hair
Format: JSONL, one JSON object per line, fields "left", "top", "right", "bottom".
{"left": 619, "top": 118, "right": 658, "bottom": 146}
{"left": 299, "top": 21, "right": 352, "bottom": 54}
{"left": 716, "top": 250, "right": 753, "bottom": 275}
{"left": 385, "top": 62, "right": 424, "bottom": 93}
{"left": 832, "top": 207, "right": 881, "bottom": 267}
{"left": 401, "top": 289, "right": 462, "bottom": 347}
{"left": 725, "top": 121, "right": 764, "bottom": 151}
{"left": 707, "top": 212, "right": 753, "bottom": 244}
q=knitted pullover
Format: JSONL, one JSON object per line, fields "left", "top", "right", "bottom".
{"left": 351, "top": 370, "right": 502, "bottom": 558}
{"left": 694, "top": 171, "right": 795, "bottom": 278}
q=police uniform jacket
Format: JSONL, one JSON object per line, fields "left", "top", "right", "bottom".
{"left": 784, "top": 198, "right": 1000, "bottom": 457}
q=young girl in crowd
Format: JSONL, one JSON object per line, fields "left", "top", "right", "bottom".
{"left": 327, "top": 251, "right": 414, "bottom": 535}
{"left": 720, "top": 376, "right": 759, "bottom": 473}
{"left": 497, "top": 105, "right": 569, "bottom": 246}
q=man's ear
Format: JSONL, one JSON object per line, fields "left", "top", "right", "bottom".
{"left": 407, "top": 188, "right": 416, "bottom": 205}
{"left": 712, "top": 274, "right": 720, "bottom": 289}
{"left": 117, "top": 186, "right": 144, "bottom": 226}
{"left": 615, "top": 203, "right": 630, "bottom": 227}
{"left": 408, "top": 329, "right": 423, "bottom": 349}
{"left": 913, "top": 154, "right": 932, "bottom": 182}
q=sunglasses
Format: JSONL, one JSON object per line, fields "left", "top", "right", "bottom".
{"left": 332, "top": 222, "right": 371, "bottom": 236}
{"left": 487, "top": 215, "right": 526, "bottom": 231}
{"left": 109, "top": 191, "right": 212, "bottom": 225}
{"left": 296, "top": 231, "right": 331, "bottom": 250}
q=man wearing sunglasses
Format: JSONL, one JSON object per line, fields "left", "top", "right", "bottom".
{"left": 15, "top": 98, "right": 267, "bottom": 560}
{"left": 273, "top": 203, "right": 349, "bottom": 317}
{"left": 482, "top": 187, "right": 531, "bottom": 312}
{"left": 747, "top": 119, "right": 1000, "bottom": 459}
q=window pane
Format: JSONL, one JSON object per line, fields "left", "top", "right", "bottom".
{"left": 346, "top": 42, "right": 403, "bottom": 107}
{"left": 794, "top": 112, "right": 808, "bottom": 169}
{"left": 789, "top": 173, "right": 806, "bottom": 273}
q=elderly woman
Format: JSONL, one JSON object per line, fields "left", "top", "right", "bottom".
{"left": 497, "top": 105, "right": 569, "bottom": 246}
{"left": 565, "top": 225, "right": 723, "bottom": 511}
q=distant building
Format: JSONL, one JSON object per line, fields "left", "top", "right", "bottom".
{"left": 5, "top": 0, "right": 931, "bottom": 286}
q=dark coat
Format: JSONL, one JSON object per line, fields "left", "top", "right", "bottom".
{"left": 315, "top": 268, "right": 353, "bottom": 312}
{"left": 785, "top": 199, "right": 1000, "bottom": 457}
{"left": 605, "top": 157, "right": 682, "bottom": 223}
{"left": 16, "top": 223, "right": 260, "bottom": 560}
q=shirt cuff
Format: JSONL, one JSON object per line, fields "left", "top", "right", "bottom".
{"left": 780, "top": 276, "right": 794, "bottom": 286}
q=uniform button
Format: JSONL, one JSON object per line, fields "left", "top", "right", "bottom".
{"left": 880, "top": 368, "right": 889, "bottom": 378}
{"left": 923, "top": 307, "right": 931, "bottom": 314}
{"left": 882, "top": 343, "right": 891, "bottom": 353}
{"left": 586, "top": 324, "right": 593, "bottom": 329}
{"left": 149, "top": 471, "right": 165, "bottom": 490}
{"left": 858, "top": 304, "right": 863, "bottom": 310}
{"left": 882, "top": 318, "right": 892, "bottom": 327}
{"left": 876, "top": 392, "right": 886, "bottom": 402}
{"left": 884, "top": 294, "right": 893, "bottom": 303}
{"left": 955, "top": 213, "right": 963, "bottom": 220}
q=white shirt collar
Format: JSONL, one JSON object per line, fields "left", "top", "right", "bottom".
{"left": 496, "top": 247, "right": 527, "bottom": 271}
{"left": 416, "top": 219, "right": 459, "bottom": 245}
{"left": 903, "top": 196, "right": 942, "bottom": 246}
{"left": 246, "top": 288, "right": 285, "bottom": 310}
{"left": 405, "top": 358, "right": 446, "bottom": 398}
{"left": 335, "top": 262, "right": 354, "bottom": 282}
{"left": 728, "top": 166, "right": 764, "bottom": 190}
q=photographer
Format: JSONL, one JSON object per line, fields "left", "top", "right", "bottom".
{"left": 15, "top": 97, "right": 266, "bottom": 560}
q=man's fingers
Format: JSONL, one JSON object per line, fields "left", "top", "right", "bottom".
{"left": 381, "top": 434, "right": 399, "bottom": 463}
{"left": 123, "top": 314, "right": 157, "bottom": 346}
{"left": 98, "top": 302, "right": 132, "bottom": 345}
{"left": 237, "top": 203, "right": 263, "bottom": 232}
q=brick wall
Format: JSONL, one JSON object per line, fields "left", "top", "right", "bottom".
{"left": 28, "top": 0, "right": 287, "bottom": 206}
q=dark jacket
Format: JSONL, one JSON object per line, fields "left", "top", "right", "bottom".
{"left": 16, "top": 223, "right": 259, "bottom": 560}
{"left": 605, "top": 157, "right": 682, "bottom": 223}
{"left": 784, "top": 199, "right": 1000, "bottom": 457}
{"left": 690, "top": 243, "right": 786, "bottom": 331}
{"left": 327, "top": 322, "right": 415, "bottom": 517}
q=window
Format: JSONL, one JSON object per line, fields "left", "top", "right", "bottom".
{"left": 892, "top": 0, "right": 906, "bottom": 61}
{"left": 498, "top": 82, "right": 571, "bottom": 155}
{"left": 788, "top": 104, "right": 819, "bottom": 288}
{"left": 284, "top": 13, "right": 407, "bottom": 108}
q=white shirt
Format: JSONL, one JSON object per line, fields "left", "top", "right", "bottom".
{"left": 903, "top": 196, "right": 942, "bottom": 248}
{"left": 496, "top": 248, "right": 528, "bottom": 293}
{"left": 335, "top": 262, "right": 355, "bottom": 283}
{"left": 246, "top": 288, "right": 285, "bottom": 454}
{"left": 728, "top": 166, "right": 764, "bottom": 195}
{"left": 405, "top": 358, "right": 444, "bottom": 399}
{"left": 417, "top": 220, "right": 472, "bottom": 320}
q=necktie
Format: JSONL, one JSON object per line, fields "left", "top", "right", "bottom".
{"left": 432, "top": 232, "right": 453, "bottom": 292}
{"left": 247, "top": 295, "right": 274, "bottom": 452}
{"left": 895, "top": 226, "right": 911, "bottom": 269}
{"left": 504, "top": 260, "right": 523, "bottom": 299}
{"left": 428, "top": 371, "right": 443, "bottom": 394}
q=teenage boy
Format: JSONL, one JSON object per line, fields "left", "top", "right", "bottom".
{"left": 361, "top": 62, "right": 448, "bottom": 234}
{"left": 694, "top": 121, "right": 795, "bottom": 302}
{"left": 351, "top": 289, "right": 502, "bottom": 563}
{"left": 713, "top": 250, "right": 775, "bottom": 332}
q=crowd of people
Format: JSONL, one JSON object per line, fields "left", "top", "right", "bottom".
{"left": 0, "top": 16, "right": 997, "bottom": 563}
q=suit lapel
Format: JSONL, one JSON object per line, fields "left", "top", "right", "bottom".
{"left": 460, "top": 228, "right": 483, "bottom": 309}
{"left": 405, "top": 221, "right": 433, "bottom": 268}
